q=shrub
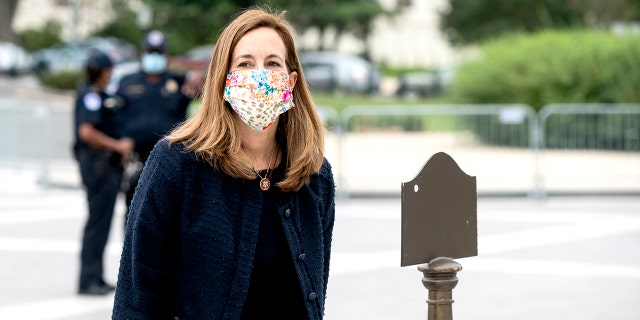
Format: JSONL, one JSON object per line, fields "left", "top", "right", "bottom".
{"left": 450, "top": 30, "right": 640, "bottom": 110}
{"left": 40, "top": 71, "right": 83, "bottom": 91}
{"left": 17, "top": 21, "right": 63, "bottom": 52}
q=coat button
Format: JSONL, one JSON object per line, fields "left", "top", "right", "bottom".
{"left": 298, "top": 253, "right": 306, "bottom": 261}
{"left": 284, "top": 208, "right": 291, "bottom": 218}
{"left": 307, "top": 292, "right": 317, "bottom": 301}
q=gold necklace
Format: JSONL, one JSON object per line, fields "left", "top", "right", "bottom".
{"left": 254, "top": 146, "right": 277, "bottom": 191}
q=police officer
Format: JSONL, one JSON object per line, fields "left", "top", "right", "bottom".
{"left": 74, "top": 49, "right": 134, "bottom": 295}
{"left": 117, "top": 30, "right": 202, "bottom": 224}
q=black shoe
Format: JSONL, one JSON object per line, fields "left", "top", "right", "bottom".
{"left": 78, "top": 283, "right": 115, "bottom": 296}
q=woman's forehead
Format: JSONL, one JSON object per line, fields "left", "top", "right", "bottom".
{"left": 233, "top": 27, "right": 287, "bottom": 58}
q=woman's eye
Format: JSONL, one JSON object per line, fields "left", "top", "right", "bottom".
{"left": 267, "top": 61, "right": 282, "bottom": 68}
{"left": 237, "top": 62, "right": 252, "bottom": 68}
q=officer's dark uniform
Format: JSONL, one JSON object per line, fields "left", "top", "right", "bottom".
{"left": 118, "top": 71, "right": 190, "bottom": 161}
{"left": 117, "top": 30, "right": 191, "bottom": 223}
{"left": 74, "top": 50, "right": 122, "bottom": 295}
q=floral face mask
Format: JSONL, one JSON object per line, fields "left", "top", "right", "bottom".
{"left": 223, "top": 68, "right": 295, "bottom": 131}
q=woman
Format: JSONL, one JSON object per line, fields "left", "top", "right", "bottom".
{"left": 112, "top": 7, "right": 335, "bottom": 320}
{"left": 74, "top": 49, "right": 133, "bottom": 295}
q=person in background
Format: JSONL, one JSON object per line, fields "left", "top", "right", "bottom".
{"left": 115, "top": 30, "right": 202, "bottom": 226}
{"left": 73, "top": 49, "right": 133, "bottom": 296}
{"left": 112, "top": 7, "right": 336, "bottom": 320}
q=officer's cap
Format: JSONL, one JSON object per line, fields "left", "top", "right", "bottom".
{"left": 86, "top": 48, "right": 114, "bottom": 70}
{"left": 144, "top": 30, "right": 167, "bottom": 53}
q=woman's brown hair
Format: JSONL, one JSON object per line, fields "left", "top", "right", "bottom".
{"left": 167, "top": 7, "right": 325, "bottom": 192}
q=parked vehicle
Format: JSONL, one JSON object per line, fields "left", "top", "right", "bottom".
{"left": 396, "top": 67, "right": 456, "bottom": 98}
{"left": 105, "top": 61, "right": 141, "bottom": 95}
{"left": 169, "top": 44, "right": 213, "bottom": 74}
{"left": 298, "top": 51, "right": 380, "bottom": 94}
{"left": 32, "top": 37, "right": 137, "bottom": 77}
{"left": 0, "top": 41, "right": 32, "bottom": 76}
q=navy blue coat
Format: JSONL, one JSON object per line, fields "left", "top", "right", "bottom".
{"left": 112, "top": 139, "right": 336, "bottom": 320}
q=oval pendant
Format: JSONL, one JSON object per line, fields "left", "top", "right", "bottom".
{"left": 260, "top": 178, "right": 270, "bottom": 191}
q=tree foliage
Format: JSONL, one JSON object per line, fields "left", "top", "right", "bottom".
{"left": 441, "top": 0, "right": 640, "bottom": 45}
{"left": 146, "top": 0, "right": 239, "bottom": 55}
{"left": 137, "top": 0, "right": 396, "bottom": 56}
{"left": 566, "top": 0, "right": 640, "bottom": 27}
{"left": 3, "top": 0, "right": 399, "bottom": 57}
{"left": 281, "top": 0, "right": 394, "bottom": 55}
{"left": 92, "top": 0, "right": 145, "bottom": 51}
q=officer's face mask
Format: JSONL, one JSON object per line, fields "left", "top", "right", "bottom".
{"left": 223, "top": 68, "right": 295, "bottom": 131}
{"left": 141, "top": 52, "right": 167, "bottom": 74}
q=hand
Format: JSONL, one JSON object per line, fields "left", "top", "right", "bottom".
{"left": 116, "top": 137, "right": 135, "bottom": 161}
{"left": 182, "top": 70, "right": 205, "bottom": 98}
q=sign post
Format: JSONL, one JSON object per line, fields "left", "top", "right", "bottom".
{"left": 401, "top": 152, "right": 477, "bottom": 320}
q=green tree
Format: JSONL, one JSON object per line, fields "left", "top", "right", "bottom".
{"left": 92, "top": 0, "right": 145, "bottom": 51}
{"left": 441, "top": 0, "right": 640, "bottom": 45}
{"left": 147, "top": 0, "right": 239, "bottom": 54}
{"left": 441, "top": 0, "right": 582, "bottom": 45}
{"left": 134, "top": 0, "right": 398, "bottom": 58}
{"left": 283, "top": 0, "right": 395, "bottom": 59}
{"left": 91, "top": 0, "right": 233, "bottom": 54}
{"left": 566, "top": 0, "right": 640, "bottom": 28}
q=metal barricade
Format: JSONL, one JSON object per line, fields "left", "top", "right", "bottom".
{"left": 3, "top": 98, "right": 639, "bottom": 197}
{"left": 332, "top": 104, "right": 540, "bottom": 198}
{"left": 0, "top": 99, "right": 52, "bottom": 185}
{"left": 539, "top": 103, "right": 640, "bottom": 195}
{"left": 0, "top": 99, "right": 77, "bottom": 188}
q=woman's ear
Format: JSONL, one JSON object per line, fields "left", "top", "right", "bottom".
{"left": 288, "top": 71, "right": 298, "bottom": 89}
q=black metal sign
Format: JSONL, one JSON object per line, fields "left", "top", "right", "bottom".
{"left": 401, "top": 152, "right": 477, "bottom": 267}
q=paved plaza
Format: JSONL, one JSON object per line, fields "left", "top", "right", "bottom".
{"left": 0, "top": 171, "right": 639, "bottom": 319}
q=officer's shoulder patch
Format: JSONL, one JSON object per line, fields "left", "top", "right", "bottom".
{"left": 83, "top": 92, "right": 102, "bottom": 111}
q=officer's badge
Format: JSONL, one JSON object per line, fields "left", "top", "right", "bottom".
{"left": 165, "top": 79, "right": 178, "bottom": 94}
{"left": 104, "top": 97, "right": 121, "bottom": 109}
{"left": 126, "top": 84, "right": 145, "bottom": 95}
{"left": 83, "top": 92, "right": 102, "bottom": 111}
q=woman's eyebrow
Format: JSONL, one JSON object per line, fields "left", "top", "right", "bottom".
{"left": 266, "top": 53, "right": 285, "bottom": 61}
{"left": 232, "top": 54, "right": 254, "bottom": 63}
